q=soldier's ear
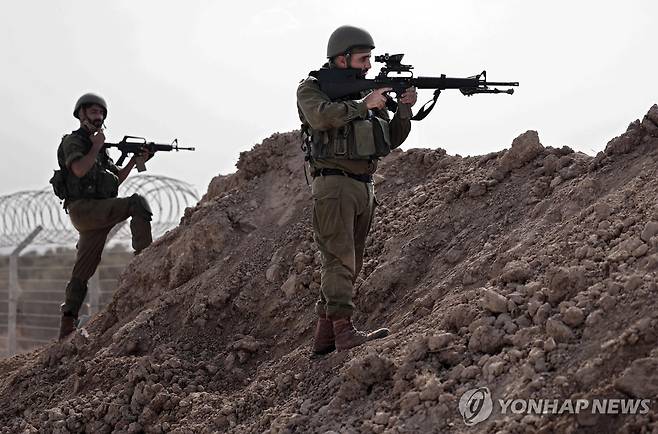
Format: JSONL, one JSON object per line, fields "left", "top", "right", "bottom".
{"left": 333, "top": 55, "right": 348, "bottom": 68}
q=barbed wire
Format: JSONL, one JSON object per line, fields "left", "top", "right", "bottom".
{"left": 0, "top": 175, "right": 199, "bottom": 247}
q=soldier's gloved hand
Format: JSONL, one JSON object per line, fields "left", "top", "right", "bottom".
{"left": 399, "top": 87, "right": 417, "bottom": 106}
{"left": 364, "top": 87, "right": 392, "bottom": 110}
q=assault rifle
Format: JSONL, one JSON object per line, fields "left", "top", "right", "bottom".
{"left": 317, "top": 53, "right": 519, "bottom": 120}
{"left": 104, "top": 136, "right": 195, "bottom": 172}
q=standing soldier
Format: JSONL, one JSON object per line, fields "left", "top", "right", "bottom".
{"left": 52, "top": 93, "right": 154, "bottom": 340}
{"left": 297, "top": 26, "right": 418, "bottom": 354}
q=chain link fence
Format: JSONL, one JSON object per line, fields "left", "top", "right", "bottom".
{"left": 0, "top": 175, "right": 199, "bottom": 356}
{"left": 0, "top": 248, "right": 132, "bottom": 356}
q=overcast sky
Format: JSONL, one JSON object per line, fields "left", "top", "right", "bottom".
{"left": 1, "top": 0, "right": 656, "bottom": 196}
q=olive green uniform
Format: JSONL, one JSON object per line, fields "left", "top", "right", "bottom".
{"left": 297, "top": 75, "right": 411, "bottom": 318}
{"left": 57, "top": 129, "right": 152, "bottom": 317}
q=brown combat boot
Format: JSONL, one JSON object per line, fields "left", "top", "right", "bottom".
{"left": 58, "top": 314, "right": 77, "bottom": 341}
{"left": 332, "top": 317, "right": 390, "bottom": 352}
{"left": 313, "top": 314, "right": 336, "bottom": 355}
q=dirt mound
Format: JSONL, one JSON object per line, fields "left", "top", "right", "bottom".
{"left": 2, "top": 106, "right": 658, "bottom": 433}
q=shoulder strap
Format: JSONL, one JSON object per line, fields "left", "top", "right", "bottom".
{"left": 411, "top": 89, "right": 441, "bottom": 121}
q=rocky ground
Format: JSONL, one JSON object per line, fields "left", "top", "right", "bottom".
{"left": 2, "top": 105, "right": 658, "bottom": 433}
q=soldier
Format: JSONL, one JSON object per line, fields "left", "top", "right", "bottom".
{"left": 297, "top": 26, "right": 417, "bottom": 354}
{"left": 55, "top": 93, "right": 154, "bottom": 340}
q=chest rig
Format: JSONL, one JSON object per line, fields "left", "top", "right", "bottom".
{"left": 301, "top": 73, "right": 392, "bottom": 164}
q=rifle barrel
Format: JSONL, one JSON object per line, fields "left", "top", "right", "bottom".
{"left": 412, "top": 76, "right": 478, "bottom": 89}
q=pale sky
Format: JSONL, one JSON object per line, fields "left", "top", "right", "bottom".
{"left": 1, "top": 0, "right": 656, "bottom": 196}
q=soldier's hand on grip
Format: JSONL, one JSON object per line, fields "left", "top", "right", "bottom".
{"left": 137, "top": 146, "right": 154, "bottom": 162}
{"left": 399, "top": 87, "right": 417, "bottom": 106}
{"left": 364, "top": 87, "right": 392, "bottom": 110}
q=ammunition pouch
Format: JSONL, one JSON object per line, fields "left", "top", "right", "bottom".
{"left": 372, "top": 117, "right": 392, "bottom": 157}
{"left": 351, "top": 120, "right": 376, "bottom": 158}
{"left": 309, "top": 116, "right": 392, "bottom": 160}
{"left": 49, "top": 169, "right": 68, "bottom": 201}
{"left": 96, "top": 170, "right": 119, "bottom": 199}
{"left": 52, "top": 167, "right": 119, "bottom": 202}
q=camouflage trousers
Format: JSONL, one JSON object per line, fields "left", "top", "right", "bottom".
{"left": 61, "top": 194, "right": 152, "bottom": 317}
{"left": 312, "top": 175, "right": 376, "bottom": 318}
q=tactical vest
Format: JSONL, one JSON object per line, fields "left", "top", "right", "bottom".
{"left": 303, "top": 116, "right": 392, "bottom": 162}
{"left": 302, "top": 73, "right": 393, "bottom": 162}
{"left": 50, "top": 132, "right": 119, "bottom": 203}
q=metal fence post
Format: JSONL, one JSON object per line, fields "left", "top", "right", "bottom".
{"left": 8, "top": 226, "right": 43, "bottom": 356}
{"left": 88, "top": 273, "right": 101, "bottom": 316}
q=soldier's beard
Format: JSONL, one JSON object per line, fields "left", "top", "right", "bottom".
{"left": 82, "top": 118, "right": 103, "bottom": 134}
{"left": 346, "top": 59, "right": 368, "bottom": 78}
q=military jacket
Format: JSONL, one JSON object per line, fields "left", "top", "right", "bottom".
{"left": 57, "top": 128, "right": 120, "bottom": 201}
{"left": 297, "top": 72, "right": 412, "bottom": 175}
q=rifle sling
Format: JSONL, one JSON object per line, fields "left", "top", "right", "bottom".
{"left": 411, "top": 89, "right": 441, "bottom": 121}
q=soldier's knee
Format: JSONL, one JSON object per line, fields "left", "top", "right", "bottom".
{"left": 128, "top": 193, "right": 153, "bottom": 221}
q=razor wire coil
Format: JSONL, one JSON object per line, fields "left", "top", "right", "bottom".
{"left": 0, "top": 175, "right": 199, "bottom": 248}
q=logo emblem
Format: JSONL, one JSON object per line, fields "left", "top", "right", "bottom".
{"left": 459, "top": 387, "right": 493, "bottom": 426}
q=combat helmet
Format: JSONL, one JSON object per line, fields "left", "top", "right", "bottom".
{"left": 73, "top": 93, "right": 107, "bottom": 119}
{"left": 326, "top": 25, "right": 375, "bottom": 58}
